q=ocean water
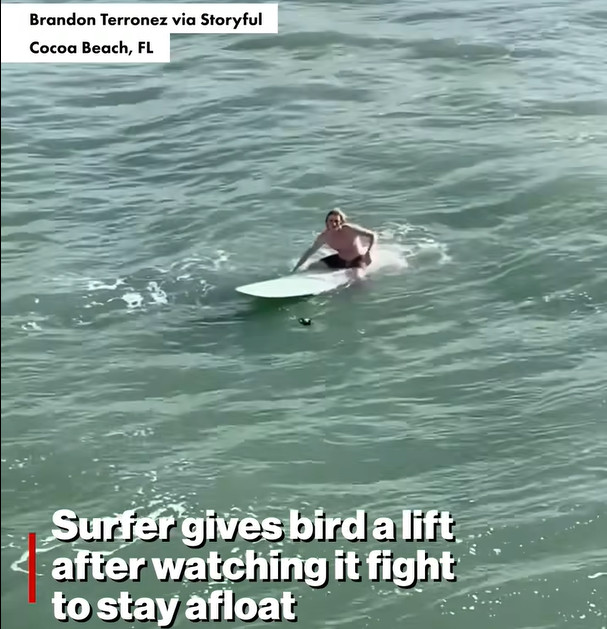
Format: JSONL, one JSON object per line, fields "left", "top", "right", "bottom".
{"left": 2, "top": 0, "right": 606, "bottom": 627}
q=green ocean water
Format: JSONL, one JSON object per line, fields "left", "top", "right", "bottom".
{"left": 2, "top": 1, "right": 607, "bottom": 627}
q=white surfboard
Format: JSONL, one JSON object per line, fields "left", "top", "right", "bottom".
{"left": 236, "top": 268, "right": 356, "bottom": 299}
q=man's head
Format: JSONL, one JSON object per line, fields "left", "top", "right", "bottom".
{"left": 325, "top": 208, "right": 346, "bottom": 230}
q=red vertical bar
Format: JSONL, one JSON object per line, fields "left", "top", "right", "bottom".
{"left": 28, "top": 533, "right": 36, "bottom": 603}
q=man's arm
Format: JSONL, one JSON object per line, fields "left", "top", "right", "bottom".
{"left": 292, "top": 234, "right": 325, "bottom": 272}
{"left": 347, "top": 223, "right": 377, "bottom": 254}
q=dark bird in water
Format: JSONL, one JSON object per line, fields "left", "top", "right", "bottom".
{"left": 298, "top": 318, "right": 312, "bottom": 326}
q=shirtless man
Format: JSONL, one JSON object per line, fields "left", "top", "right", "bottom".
{"left": 292, "top": 209, "right": 377, "bottom": 273}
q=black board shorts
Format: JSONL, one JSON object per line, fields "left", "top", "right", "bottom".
{"left": 321, "top": 254, "right": 364, "bottom": 269}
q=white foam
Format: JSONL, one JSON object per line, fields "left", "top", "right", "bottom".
{"left": 87, "top": 279, "right": 126, "bottom": 291}
{"left": 359, "top": 223, "right": 451, "bottom": 276}
{"left": 147, "top": 281, "right": 168, "bottom": 305}
{"left": 21, "top": 321, "right": 42, "bottom": 331}
{"left": 414, "top": 238, "right": 452, "bottom": 265}
{"left": 214, "top": 249, "right": 230, "bottom": 269}
{"left": 377, "top": 224, "right": 451, "bottom": 267}
{"left": 122, "top": 292, "right": 144, "bottom": 309}
{"left": 368, "top": 242, "right": 409, "bottom": 274}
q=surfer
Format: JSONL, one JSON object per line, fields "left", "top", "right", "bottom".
{"left": 292, "top": 209, "right": 377, "bottom": 273}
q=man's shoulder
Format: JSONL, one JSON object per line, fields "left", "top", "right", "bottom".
{"left": 345, "top": 222, "right": 372, "bottom": 235}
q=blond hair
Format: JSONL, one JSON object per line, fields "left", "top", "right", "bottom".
{"left": 325, "top": 208, "right": 347, "bottom": 224}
